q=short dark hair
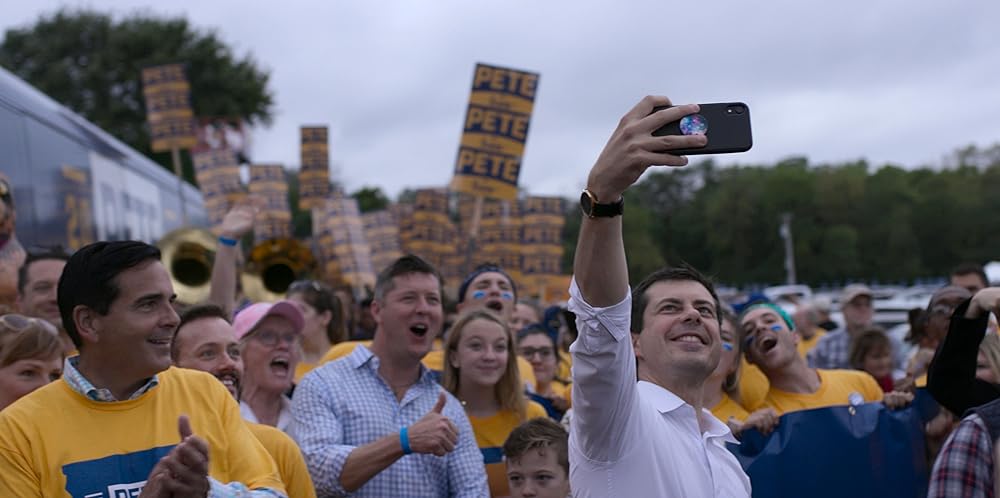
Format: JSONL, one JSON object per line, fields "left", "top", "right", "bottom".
{"left": 950, "top": 263, "right": 989, "bottom": 289}
{"left": 373, "top": 254, "right": 442, "bottom": 303}
{"left": 457, "top": 263, "right": 517, "bottom": 304}
{"left": 287, "top": 280, "right": 345, "bottom": 344}
{"left": 630, "top": 265, "right": 722, "bottom": 334}
{"left": 57, "top": 241, "right": 162, "bottom": 349}
{"left": 172, "top": 303, "right": 230, "bottom": 362}
{"left": 18, "top": 248, "right": 71, "bottom": 295}
{"left": 849, "top": 327, "right": 891, "bottom": 370}
{"left": 502, "top": 417, "right": 569, "bottom": 476}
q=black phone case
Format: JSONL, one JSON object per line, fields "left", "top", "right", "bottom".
{"left": 651, "top": 102, "right": 753, "bottom": 155}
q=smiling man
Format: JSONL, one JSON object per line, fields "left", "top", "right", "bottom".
{"left": 739, "top": 302, "right": 903, "bottom": 415}
{"left": 171, "top": 303, "right": 317, "bottom": 498}
{"left": 290, "top": 255, "right": 488, "bottom": 497}
{"left": 0, "top": 240, "right": 285, "bottom": 497}
{"left": 16, "top": 248, "right": 73, "bottom": 354}
{"left": 569, "top": 96, "right": 751, "bottom": 497}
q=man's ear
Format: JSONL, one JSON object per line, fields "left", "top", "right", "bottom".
{"left": 73, "top": 305, "right": 100, "bottom": 345}
{"left": 631, "top": 332, "right": 642, "bottom": 360}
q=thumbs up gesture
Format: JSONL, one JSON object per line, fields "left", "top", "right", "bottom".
{"left": 141, "top": 415, "right": 210, "bottom": 497}
{"left": 405, "top": 392, "right": 460, "bottom": 457}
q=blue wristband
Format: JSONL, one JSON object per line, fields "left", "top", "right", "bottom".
{"left": 218, "top": 236, "right": 238, "bottom": 247}
{"left": 400, "top": 427, "right": 412, "bottom": 455}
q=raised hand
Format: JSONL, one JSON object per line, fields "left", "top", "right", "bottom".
{"left": 967, "top": 288, "right": 1000, "bottom": 319}
{"left": 218, "top": 200, "right": 260, "bottom": 240}
{"left": 585, "top": 96, "right": 706, "bottom": 202}
{"left": 406, "top": 392, "right": 460, "bottom": 457}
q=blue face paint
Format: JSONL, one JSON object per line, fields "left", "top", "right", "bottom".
{"left": 472, "top": 290, "right": 487, "bottom": 300}
{"left": 770, "top": 324, "right": 783, "bottom": 332}
{"left": 500, "top": 291, "right": 514, "bottom": 301}
{"left": 722, "top": 342, "right": 734, "bottom": 352}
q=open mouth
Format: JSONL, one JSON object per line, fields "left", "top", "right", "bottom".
{"left": 672, "top": 333, "right": 707, "bottom": 346}
{"left": 759, "top": 336, "right": 778, "bottom": 353}
{"left": 270, "top": 358, "right": 290, "bottom": 377}
{"left": 147, "top": 336, "right": 172, "bottom": 347}
{"left": 410, "top": 324, "right": 429, "bottom": 337}
{"left": 217, "top": 372, "right": 240, "bottom": 392}
{"left": 485, "top": 300, "right": 504, "bottom": 313}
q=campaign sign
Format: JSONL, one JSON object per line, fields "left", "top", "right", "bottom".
{"left": 451, "top": 63, "right": 539, "bottom": 201}
{"left": 141, "top": 64, "right": 197, "bottom": 152}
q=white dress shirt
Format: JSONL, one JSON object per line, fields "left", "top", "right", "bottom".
{"left": 240, "top": 396, "right": 293, "bottom": 432}
{"left": 567, "top": 278, "right": 751, "bottom": 498}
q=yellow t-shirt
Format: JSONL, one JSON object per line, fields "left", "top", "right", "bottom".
{"left": 294, "top": 361, "right": 316, "bottom": 383}
{"left": 764, "top": 369, "right": 884, "bottom": 416}
{"left": 0, "top": 367, "right": 284, "bottom": 497}
{"left": 738, "top": 359, "right": 770, "bottom": 410}
{"left": 319, "top": 340, "right": 372, "bottom": 365}
{"left": 796, "top": 329, "right": 827, "bottom": 358}
{"left": 557, "top": 353, "right": 572, "bottom": 381}
{"left": 247, "top": 423, "right": 316, "bottom": 498}
{"left": 711, "top": 392, "right": 751, "bottom": 423}
{"left": 469, "top": 401, "right": 548, "bottom": 497}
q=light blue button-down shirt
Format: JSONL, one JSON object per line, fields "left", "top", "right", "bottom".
{"left": 290, "top": 345, "right": 489, "bottom": 497}
{"left": 62, "top": 357, "right": 286, "bottom": 498}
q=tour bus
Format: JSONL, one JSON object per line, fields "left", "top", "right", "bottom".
{"left": 0, "top": 65, "right": 206, "bottom": 250}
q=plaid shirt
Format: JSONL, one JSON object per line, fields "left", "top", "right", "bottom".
{"left": 62, "top": 357, "right": 285, "bottom": 498}
{"left": 928, "top": 414, "right": 993, "bottom": 498}
{"left": 807, "top": 327, "right": 908, "bottom": 374}
{"left": 290, "top": 345, "right": 489, "bottom": 498}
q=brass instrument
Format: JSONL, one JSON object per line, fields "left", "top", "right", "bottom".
{"left": 157, "top": 227, "right": 217, "bottom": 305}
{"left": 241, "top": 238, "right": 316, "bottom": 302}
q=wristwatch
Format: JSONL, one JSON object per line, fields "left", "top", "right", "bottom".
{"left": 579, "top": 189, "right": 624, "bottom": 218}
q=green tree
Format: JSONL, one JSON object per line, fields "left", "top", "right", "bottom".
{"left": 0, "top": 9, "right": 273, "bottom": 184}
{"left": 351, "top": 187, "right": 390, "bottom": 213}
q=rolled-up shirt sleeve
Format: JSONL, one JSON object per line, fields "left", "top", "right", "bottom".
{"left": 289, "top": 373, "right": 354, "bottom": 497}
{"left": 568, "top": 277, "right": 638, "bottom": 463}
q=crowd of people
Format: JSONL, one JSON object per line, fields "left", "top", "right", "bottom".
{"left": 0, "top": 96, "right": 997, "bottom": 497}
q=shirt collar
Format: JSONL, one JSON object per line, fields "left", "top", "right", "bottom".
{"left": 350, "top": 344, "right": 437, "bottom": 386}
{"left": 63, "top": 356, "right": 160, "bottom": 402}
{"left": 637, "top": 381, "right": 739, "bottom": 444}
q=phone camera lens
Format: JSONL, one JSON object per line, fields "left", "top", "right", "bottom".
{"left": 727, "top": 105, "right": 745, "bottom": 115}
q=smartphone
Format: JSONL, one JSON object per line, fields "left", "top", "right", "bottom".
{"left": 651, "top": 102, "right": 753, "bottom": 155}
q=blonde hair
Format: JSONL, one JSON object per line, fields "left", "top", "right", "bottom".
{"left": 443, "top": 309, "right": 526, "bottom": 420}
{"left": 0, "top": 314, "right": 63, "bottom": 368}
{"left": 980, "top": 332, "right": 1000, "bottom": 381}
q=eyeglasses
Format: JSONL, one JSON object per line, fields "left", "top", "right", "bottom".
{"left": 518, "top": 346, "right": 554, "bottom": 359}
{"left": 248, "top": 329, "right": 301, "bottom": 347}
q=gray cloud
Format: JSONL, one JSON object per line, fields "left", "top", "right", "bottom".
{"left": 5, "top": 0, "right": 999, "bottom": 199}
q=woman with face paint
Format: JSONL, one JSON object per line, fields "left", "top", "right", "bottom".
{"left": 702, "top": 311, "right": 779, "bottom": 436}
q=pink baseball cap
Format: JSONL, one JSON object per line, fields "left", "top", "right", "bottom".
{"left": 232, "top": 301, "right": 305, "bottom": 341}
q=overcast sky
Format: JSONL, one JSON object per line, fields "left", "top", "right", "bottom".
{"left": 5, "top": 1, "right": 1000, "bottom": 199}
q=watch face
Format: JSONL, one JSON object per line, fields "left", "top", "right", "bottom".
{"left": 580, "top": 191, "right": 594, "bottom": 215}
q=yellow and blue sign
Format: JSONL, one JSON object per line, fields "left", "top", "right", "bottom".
{"left": 451, "top": 63, "right": 539, "bottom": 201}
{"left": 141, "top": 64, "right": 198, "bottom": 152}
{"left": 299, "top": 126, "right": 331, "bottom": 210}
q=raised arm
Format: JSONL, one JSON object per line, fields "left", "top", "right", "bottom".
{"left": 927, "top": 288, "right": 1000, "bottom": 414}
{"left": 208, "top": 203, "right": 256, "bottom": 318}
{"left": 570, "top": 96, "right": 706, "bottom": 461}
{"left": 573, "top": 96, "right": 703, "bottom": 305}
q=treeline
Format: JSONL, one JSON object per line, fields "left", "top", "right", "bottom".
{"left": 561, "top": 144, "right": 1000, "bottom": 288}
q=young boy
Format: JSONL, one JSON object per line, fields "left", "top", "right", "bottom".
{"left": 503, "top": 417, "right": 571, "bottom": 498}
